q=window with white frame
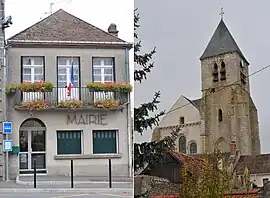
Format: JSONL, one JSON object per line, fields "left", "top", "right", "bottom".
{"left": 92, "top": 58, "right": 114, "bottom": 83}
{"left": 22, "top": 57, "right": 44, "bottom": 82}
{"left": 57, "top": 57, "right": 79, "bottom": 88}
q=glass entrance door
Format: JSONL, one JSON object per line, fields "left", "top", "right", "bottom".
{"left": 19, "top": 129, "right": 46, "bottom": 174}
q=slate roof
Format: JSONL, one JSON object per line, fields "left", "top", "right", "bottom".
{"left": 183, "top": 96, "right": 201, "bottom": 110}
{"left": 234, "top": 154, "right": 270, "bottom": 175}
{"left": 200, "top": 19, "right": 248, "bottom": 64}
{"left": 7, "top": 9, "right": 131, "bottom": 47}
{"left": 191, "top": 98, "right": 201, "bottom": 110}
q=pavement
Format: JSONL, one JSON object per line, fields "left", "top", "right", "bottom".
{"left": 0, "top": 176, "right": 133, "bottom": 197}
{"left": 16, "top": 175, "right": 133, "bottom": 188}
{"left": 0, "top": 191, "right": 132, "bottom": 198}
{"left": 0, "top": 182, "right": 133, "bottom": 197}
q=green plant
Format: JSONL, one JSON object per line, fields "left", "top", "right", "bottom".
{"left": 180, "top": 151, "right": 232, "bottom": 198}
{"left": 6, "top": 84, "right": 17, "bottom": 95}
{"left": 86, "top": 82, "right": 132, "bottom": 92}
{"left": 17, "top": 81, "right": 54, "bottom": 92}
{"left": 94, "top": 99, "right": 120, "bottom": 108}
{"left": 57, "top": 99, "right": 83, "bottom": 109}
{"left": 20, "top": 99, "right": 48, "bottom": 110}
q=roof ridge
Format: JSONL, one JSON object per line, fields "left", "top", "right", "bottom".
{"left": 57, "top": 9, "right": 126, "bottom": 42}
{"left": 7, "top": 9, "right": 128, "bottom": 44}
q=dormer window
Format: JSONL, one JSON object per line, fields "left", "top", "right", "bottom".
{"left": 220, "top": 61, "right": 226, "bottom": 81}
{"left": 212, "top": 63, "right": 218, "bottom": 82}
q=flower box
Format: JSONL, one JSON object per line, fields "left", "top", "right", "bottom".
{"left": 86, "top": 82, "right": 132, "bottom": 92}
{"left": 94, "top": 99, "right": 120, "bottom": 109}
{"left": 18, "top": 81, "right": 54, "bottom": 92}
{"left": 6, "top": 84, "right": 18, "bottom": 95}
{"left": 8, "top": 81, "right": 54, "bottom": 93}
{"left": 57, "top": 99, "right": 83, "bottom": 109}
{"left": 20, "top": 99, "right": 48, "bottom": 111}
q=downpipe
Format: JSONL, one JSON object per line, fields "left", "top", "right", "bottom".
{"left": 125, "top": 47, "right": 132, "bottom": 178}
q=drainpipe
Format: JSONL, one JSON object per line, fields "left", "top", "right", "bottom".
{"left": 124, "top": 47, "right": 132, "bottom": 178}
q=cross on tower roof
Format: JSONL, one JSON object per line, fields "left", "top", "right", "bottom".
{"left": 219, "top": 7, "right": 224, "bottom": 19}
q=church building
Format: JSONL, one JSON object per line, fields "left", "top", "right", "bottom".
{"left": 152, "top": 17, "right": 261, "bottom": 156}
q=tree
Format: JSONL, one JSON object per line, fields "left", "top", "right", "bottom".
{"left": 134, "top": 9, "right": 180, "bottom": 197}
{"left": 180, "top": 151, "right": 232, "bottom": 198}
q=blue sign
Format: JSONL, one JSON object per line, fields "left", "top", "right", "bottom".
{"left": 3, "top": 122, "right": 12, "bottom": 134}
{"left": 3, "top": 140, "right": 12, "bottom": 152}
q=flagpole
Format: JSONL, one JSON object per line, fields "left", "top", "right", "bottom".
{"left": 70, "top": 57, "right": 73, "bottom": 99}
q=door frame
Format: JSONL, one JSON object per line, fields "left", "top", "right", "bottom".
{"left": 19, "top": 126, "right": 47, "bottom": 175}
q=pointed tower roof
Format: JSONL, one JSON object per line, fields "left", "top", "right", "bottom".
{"left": 200, "top": 19, "right": 248, "bottom": 64}
{"left": 7, "top": 9, "right": 132, "bottom": 48}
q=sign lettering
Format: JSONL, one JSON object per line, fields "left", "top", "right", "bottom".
{"left": 67, "top": 114, "right": 107, "bottom": 125}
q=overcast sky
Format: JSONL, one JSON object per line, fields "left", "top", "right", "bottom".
{"left": 5, "top": 0, "right": 134, "bottom": 102}
{"left": 135, "top": 0, "right": 270, "bottom": 153}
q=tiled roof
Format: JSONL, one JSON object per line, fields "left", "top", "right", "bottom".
{"left": 134, "top": 175, "right": 179, "bottom": 197}
{"left": 8, "top": 9, "right": 131, "bottom": 46}
{"left": 200, "top": 19, "right": 248, "bottom": 64}
{"left": 224, "top": 189, "right": 260, "bottom": 198}
{"left": 169, "top": 152, "right": 205, "bottom": 174}
{"left": 235, "top": 154, "right": 270, "bottom": 175}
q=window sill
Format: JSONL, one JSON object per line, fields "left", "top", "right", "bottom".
{"left": 54, "top": 153, "right": 122, "bottom": 160}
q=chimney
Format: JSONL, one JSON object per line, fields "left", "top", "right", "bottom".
{"left": 230, "top": 140, "right": 236, "bottom": 155}
{"left": 108, "top": 23, "right": 119, "bottom": 37}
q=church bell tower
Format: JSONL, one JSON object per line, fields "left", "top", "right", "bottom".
{"left": 199, "top": 11, "right": 261, "bottom": 155}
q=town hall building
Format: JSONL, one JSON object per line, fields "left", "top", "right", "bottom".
{"left": 152, "top": 17, "right": 261, "bottom": 156}
{"left": 4, "top": 9, "right": 133, "bottom": 179}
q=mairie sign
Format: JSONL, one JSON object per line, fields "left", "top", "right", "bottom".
{"left": 3, "top": 121, "right": 12, "bottom": 134}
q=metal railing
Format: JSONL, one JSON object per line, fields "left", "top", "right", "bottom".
{"left": 14, "top": 87, "right": 129, "bottom": 109}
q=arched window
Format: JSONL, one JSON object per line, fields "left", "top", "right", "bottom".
{"left": 218, "top": 109, "right": 223, "bottom": 122}
{"left": 212, "top": 63, "right": 218, "bottom": 82}
{"left": 21, "top": 118, "right": 45, "bottom": 128}
{"left": 179, "top": 136, "right": 186, "bottom": 154}
{"left": 189, "top": 142, "right": 197, "bottom": 154}
{"left": 220, "top": 61, "right": 226, "bottom": 80}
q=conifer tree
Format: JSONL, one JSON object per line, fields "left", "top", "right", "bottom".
{"left": 134, "top": 9, "right": 180, "bottom": 197}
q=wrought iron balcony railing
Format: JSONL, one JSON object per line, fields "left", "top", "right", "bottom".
{"left": 13, "top": 87, "right": 129, "bottom": 110}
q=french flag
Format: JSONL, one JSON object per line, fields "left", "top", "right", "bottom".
{"left": 67, "top": 60, "right": 74, "bottom": 96}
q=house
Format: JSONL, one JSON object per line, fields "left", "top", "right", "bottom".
{"left": 234, "top": 154, "right": 270, "bottom": 187}
{"left": 141, "top": 152, "right": 205, "bottom": 184}
{"left": 5, "top": 9, "right": 132, "bottom": 179}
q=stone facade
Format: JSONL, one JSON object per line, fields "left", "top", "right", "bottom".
{"left": 200, "top": 52, "right": 260, "bottom": 155}
{"left": 152, "top": 18, "right": 261, "bottom": 156}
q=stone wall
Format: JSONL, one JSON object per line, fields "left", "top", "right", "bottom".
{"left": 200, "top": 52, "right": 257, "bottom": 155}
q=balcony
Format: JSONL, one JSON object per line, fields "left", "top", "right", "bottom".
{"left": 13, "top": 87, "right": 129, "bottom": 111}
